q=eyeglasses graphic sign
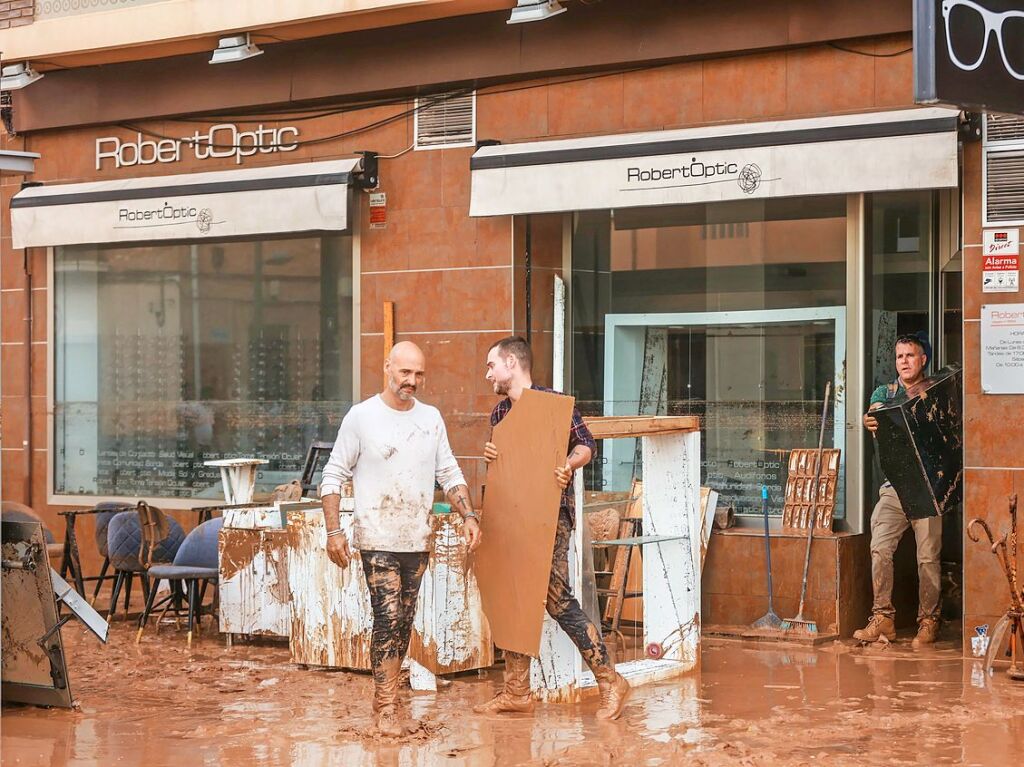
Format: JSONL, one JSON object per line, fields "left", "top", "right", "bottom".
{"left": 916, "top": 0, "right": 1024, "bottom": 115}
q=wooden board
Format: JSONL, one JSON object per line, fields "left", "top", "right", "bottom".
{"left": 699, "top": 487, "right": 719, "bottom": 571}
{"left": 477, "top": 388, "right": 575, "bottom": 657}
{"left": 584, "top": 415, "right": 699, "bottom": 440}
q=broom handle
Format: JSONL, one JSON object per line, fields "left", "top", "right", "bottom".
{"left": 762, "top": 485, "right": 775, "bottom": 613}
{"left": 796, "top": 380, "right": 831, "bottom": 616}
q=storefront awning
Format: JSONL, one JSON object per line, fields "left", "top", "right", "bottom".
{"left": 469, "top": 108, "right": 960, "bottom": 217}
{"left": 10, "top": 158, "right": 362, "bottom": 249}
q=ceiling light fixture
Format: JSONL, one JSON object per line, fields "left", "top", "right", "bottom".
{"left": 209, "top": 33, "right": 264, "bottom": 65}
{"left": 507, "top": 0, "right": 567, "bottom": 25}
{"left": 1, "top": 62, "right": 44, "bottom": 91}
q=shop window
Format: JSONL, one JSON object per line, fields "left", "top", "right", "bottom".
{"left": 572, "top": 196, "right": 847, "bottom": 518}
{"left": 53, "top": 235, "right": 353, "bottom": 500}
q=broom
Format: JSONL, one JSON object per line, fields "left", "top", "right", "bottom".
{"left": 781, "top": 380, "right": 831, "bottom": 635}
{"left": 751, "top": 485, "right": 783, "bottom": 631}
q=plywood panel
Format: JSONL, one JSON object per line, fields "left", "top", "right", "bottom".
{"left": 477, "top": 388, "right": 574, "bottom": 657}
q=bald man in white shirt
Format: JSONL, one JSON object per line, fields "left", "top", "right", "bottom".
{"left": 320, "top": 341, "right": 481, "bottom": 736}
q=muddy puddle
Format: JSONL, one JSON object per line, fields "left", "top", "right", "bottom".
{"left": 3, "top": 621, "right": 1023, "bottom": 766}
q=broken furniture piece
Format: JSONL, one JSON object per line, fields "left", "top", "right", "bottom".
{"left": 286, "top": 504, "right": 493, "bottom": 690}
{"left": 218, "top": 502, "right": 308, "bottom": 642}
{"left": 872, "top": 365, "right": 963, "bottom": 519}
{"left": 968, "top": 495, "right": 1023, "bottom": 681}
{"left": 203, "top": 458, "right": 269, "bottom": 505}
{"left": 2, "top": 520, "right": 108, "bottom": 709}
{"left": 531, "top": 415, "right": 701, "bottom": 701}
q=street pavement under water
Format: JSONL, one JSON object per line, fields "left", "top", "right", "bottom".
{"left": 2, "top": 621, "right": 1023, "bottom": 766}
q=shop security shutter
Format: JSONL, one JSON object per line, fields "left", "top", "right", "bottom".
{"left": 984, "top": 113, "right": 1024, "bottom": 226}
{"left": 414, "top": 91, "right": 475, "bottom": 150}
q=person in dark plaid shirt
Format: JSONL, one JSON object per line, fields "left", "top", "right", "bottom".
{"left": 474, "top": 336, "right": 631, "bottom": 721}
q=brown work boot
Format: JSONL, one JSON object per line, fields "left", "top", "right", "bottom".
{"left": 853, "top": 614, "right": 896, "bottom": 643}
{"left": 473, "top": 651, "right": 535, "bottom": 714}
{"left": 593, "top": 666, "right": 631, "bottom": 721}
{"left": 912, "top": 617, "right": 939, "bottom": 649}
{"left": 372, "top": 657, "right": 405, "bottom": 737}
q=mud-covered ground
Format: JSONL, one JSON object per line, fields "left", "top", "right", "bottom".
{"left": 3, "top": 620, "right": 1023, "bottom": 766}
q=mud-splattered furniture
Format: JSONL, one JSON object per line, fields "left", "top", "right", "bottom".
{"left": 532, "top": 415, "right": 702, "bottom": 702}
{"left": 217, "top": 504, "right": 297, "bottom": 641}
{"left": 286, "top": 506, "right": 493, "bottom": 687}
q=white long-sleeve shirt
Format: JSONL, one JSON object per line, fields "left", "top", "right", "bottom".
{"left": 320, "top": 394, "right": 466, "bottom": 552}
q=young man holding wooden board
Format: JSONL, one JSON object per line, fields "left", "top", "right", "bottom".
{"left": 474, "top": 335, "right": 631, "bottom": 721}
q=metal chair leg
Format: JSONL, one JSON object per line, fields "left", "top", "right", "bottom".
{"left": 123, "top": 571, "right": 134, "bottom": 614}
{"left": 140, "top": 574, "right": 151, "bottom": 605}
{"left": 108, "top": 570, "right": 125, "bottom": 622}
{"left": 136, "top": 578, "right": 161, "bottom": 643}
{"left": 186, "top": 580, "right": 197, "bottom": 647}
{"left": 90, "top": 557, "right": 110, "bottom": 605}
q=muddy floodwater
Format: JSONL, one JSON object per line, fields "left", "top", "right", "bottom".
{"left": 3, "top": 622, "right": 1023, "bottom": 766}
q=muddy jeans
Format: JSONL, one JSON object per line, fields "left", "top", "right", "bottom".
{"left": 360, "top": 550, "right": 429, "bottom": 668}
{"left": 507, "top": 510, "right": 612, "bottom": 673}
{"left": 869, "top": 484, "right": 942, "bottom": 621}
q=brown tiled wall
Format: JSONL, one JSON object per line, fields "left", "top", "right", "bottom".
{"left": 0, "top": 0, "right": 34, "bottom": 30}
{"left": 0, "top": 34, "right": 917, "bottom": 573}
{"left": 960, "top": 141, "right": 1024, "bottom": 651}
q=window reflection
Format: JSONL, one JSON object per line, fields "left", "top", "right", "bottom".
{"left": 54, "top": 236, "right": 353, "bottom": 499}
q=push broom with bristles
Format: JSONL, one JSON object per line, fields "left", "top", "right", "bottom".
{"left": 782, "top": 381, "right": 832, "bottom": 636}
{"left": 751, "top": 485, "right": 783, "bottom": 631}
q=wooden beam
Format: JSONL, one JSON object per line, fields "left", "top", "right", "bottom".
{"left": 584, "top": 415, "right": 699, "bottom": 440}
{"left": 382, "top": 301, "right": 394, "bottom": 390}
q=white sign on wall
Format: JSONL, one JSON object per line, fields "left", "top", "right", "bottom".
{"left": 95, "top": 124, "right": 300, "bottom": 170}
{"left": 982, "top": 229, "right": 1021, "bottom": 293}
{"left": 981, "top": 303, "right": 1024, "bottom": 394}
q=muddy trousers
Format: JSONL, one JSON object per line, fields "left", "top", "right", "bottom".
{"left": 360, "top": 550, "right": 429, "bottom": 670}
{"left": 869, "top": 484, "right": 942, "bottom": 621}
{"left": 504, "top": 511, "right": 612, "bottom": 676}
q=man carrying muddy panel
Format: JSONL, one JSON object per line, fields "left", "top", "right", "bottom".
{"left": 319, "top": 341, "right": 482, "bottom": 736}
{"left": 854, "top": 334, "right": 942, "bottom": 648}
{"left": 474, "top": 335, "right": 631, "bottom": 720}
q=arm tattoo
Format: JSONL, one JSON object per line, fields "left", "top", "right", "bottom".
{"left": 446, "top": 484, "right": 476, "bottom": 519}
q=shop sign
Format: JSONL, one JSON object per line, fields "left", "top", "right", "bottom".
{"left": 915, "top": 0, "right": 1024, "bottom": 115}
{"left": 981, "top": 303, "right": 1024, "bottom": 393}
{"left": 95, "top": 124, "right": 300, "bottom": 170}
{"left": 982, "top": 229, "right": 1020, "bottom": 293}
{"left": 369, "top": 192, "right": 387, "bottom": 229}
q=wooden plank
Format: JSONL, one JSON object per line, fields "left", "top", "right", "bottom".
{"left": 584, "top": 415, "right": 699, "bottom": 440}
{"left": 699, "top": 487, "right": 719, "bottom": 572}
{"left": 477, "top": 388, "right": 575, "bottom": 657}
{"left": 382, "top": 300, "right": 395, "bottom": 389}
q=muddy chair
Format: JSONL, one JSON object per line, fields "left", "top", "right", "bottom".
{"left": 90, "top": 502, "right": 134, "bottom": 605}
{"left": 137, "top": 517, "right": 223, "bottom": 646}
{"left": 106, "top": 507, "right": 184, "bottom": 621}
